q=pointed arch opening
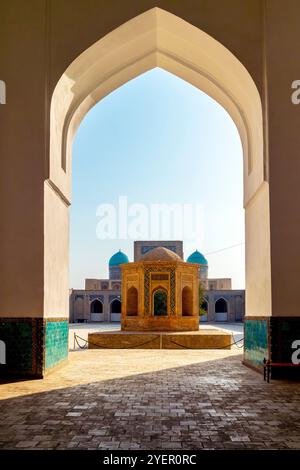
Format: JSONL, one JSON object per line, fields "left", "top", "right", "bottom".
{"left": 200, "top": 299, "right": 209, "bottom": 322}
{"left": 215, "top": 298, "right": 228, "bottom": 322}
{"left": 126, "top": 286, "right": 138, "bottom": 316}
{"left": 110, "top": 299, "right": 122, "bottom": 314}
{"left": 201, "top": 299, "right": 208, "bottom": 313}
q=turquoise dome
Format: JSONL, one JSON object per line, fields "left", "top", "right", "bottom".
{"left": 109, "top": 250, "right": 129, "bottom": 266}
{"left": 186, "top": 250, "right": 208, "bottom": 265}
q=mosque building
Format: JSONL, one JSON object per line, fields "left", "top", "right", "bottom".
{"left": 69, "top": 241, "right": 245, "bottom": 323}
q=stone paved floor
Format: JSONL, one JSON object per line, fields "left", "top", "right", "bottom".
{"left": 1, "top": 348, "right": 300, "bottom": 450}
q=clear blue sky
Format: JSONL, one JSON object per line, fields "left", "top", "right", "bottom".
{"left": 71, "top": 68, "right": 245, "bottom": 289}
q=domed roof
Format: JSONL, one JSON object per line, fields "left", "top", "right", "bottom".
{"left": 141, "top": 246, "right": 182, "bottom": 262}
{"left": 186, "top": 250, "right": 208, "bottom": 265}
{"left": 109, "top": 250, "right": 129, "bottom": 266}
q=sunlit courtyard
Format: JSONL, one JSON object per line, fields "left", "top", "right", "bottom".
{"left": 1, "top": 336, "right": 300, "bottom": 450}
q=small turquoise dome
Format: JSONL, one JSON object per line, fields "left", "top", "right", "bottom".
{"left": 186, "top": 250, "right": 208, "bottom": 265}
{"left": 109, "top": 250, "right": 129, "bottom": 266}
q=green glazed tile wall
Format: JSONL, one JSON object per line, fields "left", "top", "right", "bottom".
{"left": 45, "top": 321, "right": 68, "bottom": 370}
{"left": 244, "top": 319, "right": 268, "bottom": 368}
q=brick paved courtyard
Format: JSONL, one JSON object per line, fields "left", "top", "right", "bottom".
{"left": 1, "top": 348, "right": 300, "bottom": 450}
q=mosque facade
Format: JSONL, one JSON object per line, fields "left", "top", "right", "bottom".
{"left": 69, "top": 241, "right": 245, "bottom": 323}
